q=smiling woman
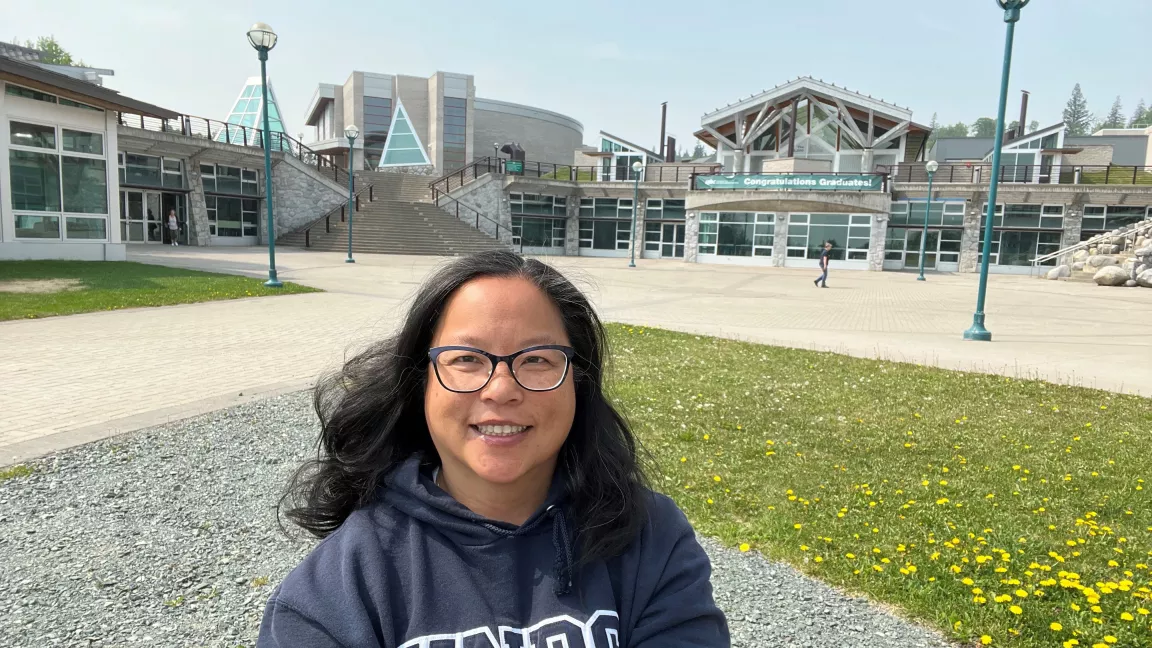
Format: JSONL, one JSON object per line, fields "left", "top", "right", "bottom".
{"left": 263, "top": 250, "right": 729, "bottom": 648}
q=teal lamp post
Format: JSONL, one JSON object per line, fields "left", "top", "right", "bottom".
{"left": 344, "top": 124, "right": 359, "bottom": 263}
{"left": 629, "top": 160, "right": 643, "bottom": 268}
{"left": 247, "top": 22, "right": 282, "bottom": 288}
{"left": 965, "top": 0, "right": 1029, "bottom": 340}
{"left": 917, "top": 160, "right": 939, "bottom": 281}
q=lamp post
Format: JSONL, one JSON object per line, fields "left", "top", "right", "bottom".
{"left": 917, "top": 160, "right": 939, "bottom": 281}
{"left": 344, "top": 124, "right": 359, "bottom": 264}
{"left": 629, "top": 160, "right": 643, "bottom": 268}
{"left": 965, "top": 0, "right": 1029, "bottom": 341}
{"left": 247, "top": 22, "right": 282, "bottom": 288}
{"left": 493, "top": 143, "right": 500, "bottom": 173}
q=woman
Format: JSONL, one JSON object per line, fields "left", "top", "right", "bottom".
{"left": 259, "top": 250, "right": 728, "bottom": 647}
{"left": 167, "top": 209, "right": 179, "bottom": 246}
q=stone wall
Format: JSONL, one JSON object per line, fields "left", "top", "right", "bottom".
{"left": 868, "top": 214, "right": 888, "bottom": 271}
{"left": 266, "top": 155, "right": 347, "bottom": 242}
{"left": 564, "top": 200, "right": 581, "bottom": 256}
{"left": 959, "top": 203, "right": 983, "bottom": 273}
{"left": 184, "top": 159, "right": 210, "bottom": 246}
{"left": 771, "top": 214, "right": 789, "bottom": 267}
{"left": 441, "top": 174, "right": 512, "bottom": 244}
{"left": 684, "top": 212, "right": 700, "bottom": 263}
{"left": 1062, "top": 145, "right": 1114, "bottom": 167}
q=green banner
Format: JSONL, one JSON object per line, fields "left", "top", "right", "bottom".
{"left": 504, "top": 160, "right": 524, "bottom": 174}
{"left": 694, "top": 174, "right": 883, "bottom": 191}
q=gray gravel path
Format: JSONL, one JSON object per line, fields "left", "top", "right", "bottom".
{"left": 0, "top": 392, "right": 952, "bottom": 648}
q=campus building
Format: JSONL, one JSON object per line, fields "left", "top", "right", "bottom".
{"left": 437, "top": 77, "right": 1152, "bottom": 274}
{"left": 302, "top": 70, "right": 584, "bottom": 175}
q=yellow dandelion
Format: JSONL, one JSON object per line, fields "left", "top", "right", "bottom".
{"left": 980, "top": 635, "right": 992, "bottom": 645}
{"left": 873, "top": 565, "right": 883, "bottom": 572}
{"left": 1050, "top": 623, "right": 1063, "bottom": 631}
{"left": 680, "top": 457, "right": 687, "bottom": 463}
{"left": 713, "top": 475, "right": 722, "bottom": 482}
{"left": 706, "top": 498, "right": 713, "bottom": 504}
{"left": 1104, "top": 637, "right": 1117, "bottom": 644}
{"left": 814, "top": 556, "right": 823, "bottom": 563}
{"left": 1120, "top": 612, "right": 1135, "bottom": 621}
{"left": 739, "top": 543, "right": 750, "bottom": 552}
{"left": 1009, "top": 605, "right": 1022, "bottom": 615}
{"left": 793, "top": 523, "right": 802, "bottom": 530}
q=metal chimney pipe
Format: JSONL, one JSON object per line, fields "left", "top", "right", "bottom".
{"left": 1018, "top": 90, "right": 1030, "bottom": 138}
{"left": 659, "top": 102, "right": 668, "bottom": 160}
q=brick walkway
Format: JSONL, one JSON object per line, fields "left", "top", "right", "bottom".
{"left": 2, "top": 246, "right": 1149, "bottom": 465}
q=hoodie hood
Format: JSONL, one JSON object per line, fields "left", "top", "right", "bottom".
{"left": 381, "top": 454, "right": 574, "bottom": 593}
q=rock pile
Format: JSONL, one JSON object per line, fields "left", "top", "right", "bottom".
{"left": 1045, "top": 221, "right": 1152, "bottom": 288}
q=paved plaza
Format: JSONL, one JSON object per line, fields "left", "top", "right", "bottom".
{"left": 2, "top": 246, "right": 1149, "bottom": 465}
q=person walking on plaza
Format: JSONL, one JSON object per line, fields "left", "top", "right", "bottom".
{"left": 814, "top": 241, "right": 832, "bottom": 288}
{"left": 167, "top": 209, "right": 179, "bottom": 246}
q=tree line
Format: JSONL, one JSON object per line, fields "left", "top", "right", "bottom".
{"left": 929, "top": 84, "right": 1152, "bottom": 148}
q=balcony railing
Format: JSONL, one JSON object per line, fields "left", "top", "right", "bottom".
{"left": 892, "top": 164, "right": 1152, "bottom": 187}
{"left": 429, "top": 156, "right": 721, "bottom": 195}
{"left": 116, "top": 112, "right": 350, "bottom": 186}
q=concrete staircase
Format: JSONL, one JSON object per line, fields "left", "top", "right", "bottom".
{"left": 278, "top": 171, "right": 507, "bottom": 256}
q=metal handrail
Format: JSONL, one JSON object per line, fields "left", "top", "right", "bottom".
{"left": 893, "top": 163, "right": 1152, "bottom": 186}
{"left": 1030, "top": 217, "right": 1152, "bottom": 267}
{"left": 116, "top": 112, "right": 351, "bottom": 187}
{"left": 431, "top": 187, "right": 513, "bottom": 248}
{"left": 428, "top": 156, "right": 723, "bottom": 195}
{"left": 294, "top": 180, "right": 375, "bottom": 248}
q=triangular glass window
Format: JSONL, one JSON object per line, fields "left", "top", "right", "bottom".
{"left": 217, "top": 78, "right": 290, "bottom": 151}
{"left": 378, "top": 98, "right": 432, "bottom": 168}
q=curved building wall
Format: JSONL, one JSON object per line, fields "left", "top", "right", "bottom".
{"left": 473, "top": 98, "right": 583, "bottom": 165}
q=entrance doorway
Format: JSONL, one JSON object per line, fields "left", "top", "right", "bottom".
{"left": 119, "top": 190, "right": 188, "bottom": 244}
{"left": 884, "top": 227, "right": 962, "bottom": 272}
{"left": 643, "top": 222, "right": 686, "bottom": 259}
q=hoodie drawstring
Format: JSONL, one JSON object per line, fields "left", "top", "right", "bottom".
{"left": 549, "top": 506, "right": 573, "bottom": 596}
{"left": 479, "top": 504, "right": 574, "bottom": 596}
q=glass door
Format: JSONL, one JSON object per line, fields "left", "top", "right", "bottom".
{"left": 661, "top": 223, "right": 685, "bottom": 258}
{"left": 903, "top": 229, "right": 940, "bottom": 270}
{"left": 145, "top": 192, "right": 163, "bottom": 242}
{"left": 120, "top": 190, "right": 146, "bottom": 242}
{"left": 161, "top": 193, "right": 187, "bottom": 244}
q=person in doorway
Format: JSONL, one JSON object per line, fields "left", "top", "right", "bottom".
{"left": 814, "top": 241, "right": 833, "bottom": 288}
{"left": 258, "top": 250, "right": 729, "bottom": 648}
{"left": 167, "top": 209, "right": 179, "bottom": 246}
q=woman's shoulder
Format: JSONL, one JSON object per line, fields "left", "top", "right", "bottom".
{"left": 630, "top": 490, "right": 696, "bottom": 552}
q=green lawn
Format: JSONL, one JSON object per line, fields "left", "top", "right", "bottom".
{"left": 608, "top": 324, "right": 1152, "bottom": 648}
{"left": 0, "top": 261, "right": 318, "bottom": 321}
{"left": 540, "top": 167, "right": 597, "bottom": 181}
{"left": 1076, "top": 169, "right": 1152, "bottom": 186}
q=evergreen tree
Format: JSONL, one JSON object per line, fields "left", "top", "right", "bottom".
{"left": 1062, "top": 84, "right": 1093, "bottom": 136}
{"left": 1102, "top": 96, "right": 1126, "bottom": 129}
{"left": 1131, "top": 99, "right": 1149, "bottom": 128}
{"left": 1029, "top": 120, "right": 1039, "bottom": 133}
{"left": 23, "top": 36, "right": 84, "bottom": 66}
{"left": 971, "top": 117, "right": 999, "bottom": 137}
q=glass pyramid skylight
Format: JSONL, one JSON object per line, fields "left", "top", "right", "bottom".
{"left": 218, "top": 76, "right": 290, "bottom": 151}
{"left": 378, "top": 98, "right": 431, "bottom": 168}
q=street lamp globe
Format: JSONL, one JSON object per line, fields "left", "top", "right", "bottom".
{"left": 246, "top": 22, "right": 278, "bottom": 51}
{"left": 926, "top": 160, "right": 940, "bottom": 174}
{"left": 344, "top": 125, "right": 360, "bottom": 140}
{"left": 996, "top": 0, "right": 1030, "bottom": 9}
{"left": 632, "top": 161, "right": 643, "bottom": 172}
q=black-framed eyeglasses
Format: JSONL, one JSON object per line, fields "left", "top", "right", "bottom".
{"left": 428, "top": 345, "right": 576, "bottom": 393}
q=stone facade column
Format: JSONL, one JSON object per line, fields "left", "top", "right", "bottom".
{"left": 564, "top": 198, "right": 580, "bottom": 256}
{"left": 684, "top": 211, "right": 700, "bottom": 263}
{"left": 959, "top": 202, "right": 984, "bottom": 273}
{"left": 868, "top": 213, "right": 888, "bottom": 271}
{"left": 772, "top": 213, "right": 789, "bottom": 267}
{"left": 632, "top": 198, "right": 646, "bottom": 260}
{"left": 1059, "top": 198, "right": 1084, "bottom": 266}
{"left": 185, "top": 155, "right": 210, "bottom": 247}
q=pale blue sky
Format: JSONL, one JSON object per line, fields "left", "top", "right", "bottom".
{"left": 9, "top": 0, "right": 1152, "bottom": 155}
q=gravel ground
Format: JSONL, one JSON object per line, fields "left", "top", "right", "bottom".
{"left": 0, "top": 392, "right": 953, "bottom": 648}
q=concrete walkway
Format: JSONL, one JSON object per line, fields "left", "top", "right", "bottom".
{"left": 2, "top": 245, "right": 1149, "bottom": 465}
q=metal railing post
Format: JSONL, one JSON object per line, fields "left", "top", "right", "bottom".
{"left": 1105, "top": 167, "right": 1112, "bottom": 184}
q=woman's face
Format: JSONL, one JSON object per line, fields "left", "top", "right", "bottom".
{"left": 425, "top": 276, "right": 576, "bottom": 487}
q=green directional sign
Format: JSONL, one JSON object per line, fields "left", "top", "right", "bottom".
{"left": 694, "top": 173, "right": 884, "bottom": 191}
{"left": 504, "top": 160, "right": 524, "bottom": 174}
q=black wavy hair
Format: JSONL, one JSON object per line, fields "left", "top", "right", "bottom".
{"left": 281, "top": 249, "right": 649, "bottom": 566}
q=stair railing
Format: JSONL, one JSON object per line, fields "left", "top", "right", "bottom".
{"left": 1030, "top": 217, "right": 1152, "bottom": 274}
{"left": 431, "top": 187, "right": 515, "bottom": 251}
{"left": 286, "top": 178, "right": 375, "bottom": 249}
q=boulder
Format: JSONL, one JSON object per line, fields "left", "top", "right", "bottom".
{"left": 1089, "top": 247, "right": 1099, "bottom": 255}
{"left": 1137, "top": 264, "right": 1148, "bottom": 275}
{"left": 1126, "top": 280, "right": 1138, "bottom": 287}
{"left": 1046, "top": 265, "right": 1071, "bottom": 280}
{"left": 1098, "top": 244, "right": 1120, "bottom": 255}
{"left": 1135, "top": 236, "right": 1148, "bottom": 249}
{"left": 1134, "top": 247, "right": 1152, "bottom": 258}
{"left": 1072, "top": 262, "right": 1086, "bottom": 271}
{"left": 1087, "top": 255, "right": 1119, "bottom": 268}
{"left": 1138, "top": 269, "right": 1152, "bottom": 288}
{"left": 1109, "top": 236, "right": 1127, "bottom": 247}
{"left": 1073, "top": 249, "right": 1089, "bottom": 262}
{"left": 1094, "top": 266, "right": 1129, "bottom": 286}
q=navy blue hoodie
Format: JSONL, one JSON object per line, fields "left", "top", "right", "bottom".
{"left": 258, "top": 455, "right": 729, "bottom": 647}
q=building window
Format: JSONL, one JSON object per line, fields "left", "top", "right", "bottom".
{"left": 9, "top": 120, "right": 108, "bottom": 240}
{"left": 200, "top": 164, "right": 259, "bottom": 196}
{"left": 1082, "top": 205, "right": 1148, "bottom": 234}
{"left": 363, "top": 96, "right": 393, "bottom": 168}
{"left": 980, "top": 204, "right": 1064, "bottom": 229}
{"left": 646, "top": 199, "right": 686, "bottom": 220}
{"left": 206, "top": 195, "right": 259, "bottom": 238}
{"left": 787, "top": 214, "right": 871, "bottom": 260}
{"left": 578, "top": 197, "right": 632, "bottom": 251}
{"left": 510, "top": 193, "right": 565, "bottom": 249}
{"left": 697, "top": 212, "right": 774, "bottom": 257}
{"left": 120, "top": 153, "right": 184, "bottom": 189}
{"left": 980, "top": 230, "right": 1062, "bottom": 267}
{"left": 443, "top": 97, "right": 467, "bottom": 172}
{"left": 5, "top": 83, "right": 103, "bottom": 111}
{"left": 889, "top": 201, "right": 965, "bottom": 227}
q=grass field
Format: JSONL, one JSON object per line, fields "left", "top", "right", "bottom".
{"left": 0, "top": 261, "right": 318, "bottom": 321}
{"left": 608, "top": 324, "right": 1152, "bottom": 648}
{"left": 1073, "top": 169, "right": 1152, "bottom": 186}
